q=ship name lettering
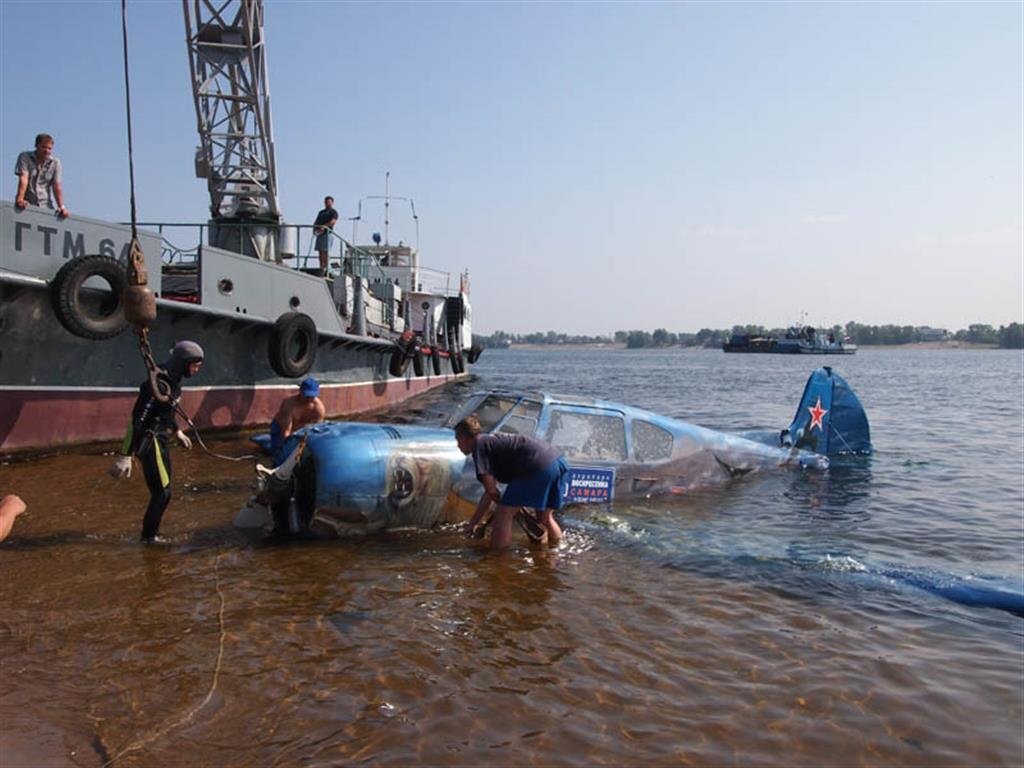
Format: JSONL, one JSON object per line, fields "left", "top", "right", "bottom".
{"left": 11, "top": 223, "right": 131, "bottom": 262}
{"left": 64, "top": 231, "right": 85, "bottom": 260}
{"left": 37, "top": 225, "right": 58, "bottom": 255}
{"left": 13, "top": 221, "right": 31, "bottom": 250}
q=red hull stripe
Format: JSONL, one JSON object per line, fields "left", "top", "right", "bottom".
{"left": 0, "top": 374, "right": 465, "bottom": 454}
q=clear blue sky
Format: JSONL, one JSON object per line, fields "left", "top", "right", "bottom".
{"left": 2, "top": 1, "right": 1021, "bottom": 335}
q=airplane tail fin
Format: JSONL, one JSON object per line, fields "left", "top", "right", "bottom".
{"left": 784, "top": 367, "right": 871, "bottom": 456}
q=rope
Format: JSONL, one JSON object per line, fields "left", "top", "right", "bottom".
{"left": 102, "top": 551, "right": 228, "bottom": 766}
{"left": 119, "top": 0, "right": 166, "bottom": 401}
{"left": 119, "top": 0, "right": 138, "bottom": 241}
{"left": 172, "top": 402, "right": 259, "bottom": 463}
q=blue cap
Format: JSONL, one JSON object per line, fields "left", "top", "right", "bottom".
{"left": 299, "top": 377, "right": 320, "bottom": 397}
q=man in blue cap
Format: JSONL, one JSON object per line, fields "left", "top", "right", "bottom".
{"left": 269, "top": 377, "right": 326, "bottom": 465}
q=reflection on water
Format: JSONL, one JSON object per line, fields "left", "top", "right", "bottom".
{"left": 1, "top": 349, "right": 1022, "bottom": 766}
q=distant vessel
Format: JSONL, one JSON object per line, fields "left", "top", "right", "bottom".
{"left": 723, "top": 326, "right": 857, "bottom": 355}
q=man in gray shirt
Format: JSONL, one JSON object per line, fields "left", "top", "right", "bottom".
{"left": 455, "top": 414, "right": 567, "bottom": 549}
{"left": 14, "top": 133, "right": 68, "bottom": 217}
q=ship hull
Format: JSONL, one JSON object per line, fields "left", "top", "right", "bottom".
{"left": 0, "top": 280, "right": 465, "bottom": 454}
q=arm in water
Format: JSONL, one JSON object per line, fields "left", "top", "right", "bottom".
{"left": 0, "top": 494, "right": 26, "bottom": 542}
{"left": 466, "top": 474, "right": 501, "bottom": 535}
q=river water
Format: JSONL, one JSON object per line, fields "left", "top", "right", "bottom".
{"left": 1, "top": 348, "right": 1022, "bottom": 767}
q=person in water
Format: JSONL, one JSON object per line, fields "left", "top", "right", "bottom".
{"left": 0, "top": 494, "right": 26, "bottom": 543}
{"left": 109, "top": 341, "right": 204, "bottom": 542}
{"left": 454, "top": 415, "right": 566, "bottom": 549}
{"left": 269, "top": 377, "right": 326, "bottom": 465}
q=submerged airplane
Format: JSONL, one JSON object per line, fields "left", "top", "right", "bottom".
{"left": 235, "top": 366, "right": 871, "bottom": 537}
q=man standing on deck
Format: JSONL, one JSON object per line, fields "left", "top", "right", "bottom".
{"left": 14, "top": 133, "right": 68, "bottom": 216}
{"left": 269, "top": 377, "right": 326, "bottom": 465}
{"left": 312, "top": 196, "right": 338, "bottom": 276}
{"left": 108, "top": 341, "right": 204, "bottom": 542}
{"left": 455, "top": 415, "right": 566, "bottom": 550}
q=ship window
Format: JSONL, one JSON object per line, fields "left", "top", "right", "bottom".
{"left": 546, "top": 409, "right": 626, "bottom": 462}
{"left": 498, "top": 400, "right": 541, "bottom": 436}
{"left": 632, "top": 420, "right": 673, "bottom": 462}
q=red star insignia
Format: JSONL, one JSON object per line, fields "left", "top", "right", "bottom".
{"left": 807, "top": 396, "right": 828, "bottom": 431}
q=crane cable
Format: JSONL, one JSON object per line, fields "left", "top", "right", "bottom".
{"left": 119, "top": 0, "right": 167, "bottom": 402}
{"left": 116, "top": 2, "right": 269, "bottom": 465}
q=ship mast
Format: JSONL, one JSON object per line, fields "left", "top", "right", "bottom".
{"left": 183, "top": 0, "right": 281, "bottom": 260}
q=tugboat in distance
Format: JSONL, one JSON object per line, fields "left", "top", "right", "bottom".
{"left": 723, "top": 326, "right": 857, "bottom": 355}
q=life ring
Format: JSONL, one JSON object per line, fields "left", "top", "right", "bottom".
{"left": 412, "top": 348, "right": 425, "bottom": 377}
{"left": 430, "top": 346, "right": 442, "bottom": 375}
{"left": 268, "top": 312, "right": 318, "bottom": 377}
{"left": 50, "top": 254, "right": 128, "bottom": 340}
{"left": 467, "top": 344, "right": 483, "bottom": 364}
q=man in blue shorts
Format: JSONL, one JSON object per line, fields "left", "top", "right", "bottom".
{"left": 454, "top": 415, "right": 566, "bottom": 549}
{"left": 270, "top": 377, "right": 326, "bottom": 465}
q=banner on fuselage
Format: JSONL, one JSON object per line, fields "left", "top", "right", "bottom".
{"left": 562, "top": 466, "right": 615, "bottom": 504}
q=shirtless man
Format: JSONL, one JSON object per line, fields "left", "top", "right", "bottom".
{"left": 270, "top": 377, "right": 326, "bottom": 464}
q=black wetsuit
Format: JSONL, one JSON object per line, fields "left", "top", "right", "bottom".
{"left": 120, "top": 371, "right": 181, "bottom": 541}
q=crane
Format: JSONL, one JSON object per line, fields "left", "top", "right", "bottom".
{"left": 182, "top": 0, "right": 281, "bottom": 261}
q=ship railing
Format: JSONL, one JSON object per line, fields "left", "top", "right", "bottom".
{"left": 129, "top": 222, "right": 463, "bottom": 298}
{"left": 336, "top": 234, "right": 389, "bottom": 283}
{"left": 129, "top": 222, "right": 389, "bottom": 281}
{"left": 415, "top": 266, "right": 456, "bottom": 297}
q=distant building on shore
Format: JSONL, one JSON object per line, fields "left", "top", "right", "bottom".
{"left": 917, "top": 327, "right": 949, "bottom": 342}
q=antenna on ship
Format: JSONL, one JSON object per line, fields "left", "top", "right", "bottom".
{"left": 348, "top": 199, "right": 361, "bottom": 244}
{"left": 364, "top": 173, "right": 419, "bottom": 250}
{"left": 384, "top": 170, "right": 390, "bottom": 246}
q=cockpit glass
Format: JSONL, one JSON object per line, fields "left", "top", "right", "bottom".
{"left": 498, "top": 400, "right": 541, "bottom": 436}
{"left": 632, "top": 420, "right": 674, "bottom": 461}
{"left": 462, "top": 395, "right": 519, "bottom": 433}
{"left": 545, "top": 409, "right": 627, "bottom": 461}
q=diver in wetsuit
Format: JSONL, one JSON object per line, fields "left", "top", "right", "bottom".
{"left": 109, "top": 341, "right": 204, "bottom": 542}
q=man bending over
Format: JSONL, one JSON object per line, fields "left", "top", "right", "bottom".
{"left": 454, "top": 415, "right": 567, "bottom": 550}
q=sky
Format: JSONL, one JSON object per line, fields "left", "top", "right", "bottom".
{"left": 2, "top": 0, "right": 1021, "bottom": 335}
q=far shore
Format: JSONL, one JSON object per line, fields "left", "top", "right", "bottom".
{"left": 497, "top": 340, "right": 1000, "bottom": 351}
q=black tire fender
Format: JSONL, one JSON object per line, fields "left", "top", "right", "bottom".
{"left": 467, "top": 344, "right": 483, "bottom": 364}
{"left": 389, "top": 347, "right": 410, "bottom": 377}
{"left": 446, "top": 324, "right": 464, "bottom": 374}
{"left": 412, "top": 348, "right": 425, "bottom": 377}
{"left": 268, "top": 312, "right": 318, "bottom": 378}
{"left": 430, "top": 346, "right": 442, "bottom": 376}
{"left": 50, "top": 254, "right": 128, "bottom": 340}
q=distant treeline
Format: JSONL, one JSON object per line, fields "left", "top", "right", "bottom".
{"left": 473, "top": 322, "right": 1024, "bottom": 349}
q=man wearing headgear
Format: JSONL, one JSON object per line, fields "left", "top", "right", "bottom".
{"left": 269, "top": 377, "right": 326, "bottom": 465}
{"left": 109, "top": 340, "right": 204, "bottom": 542}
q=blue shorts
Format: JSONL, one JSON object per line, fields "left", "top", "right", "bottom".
{"left": 501, "top": 457, "right": 567, "bottom": 510}
{"left": 269, "top": 420, "right": 285, "bottom": 465}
